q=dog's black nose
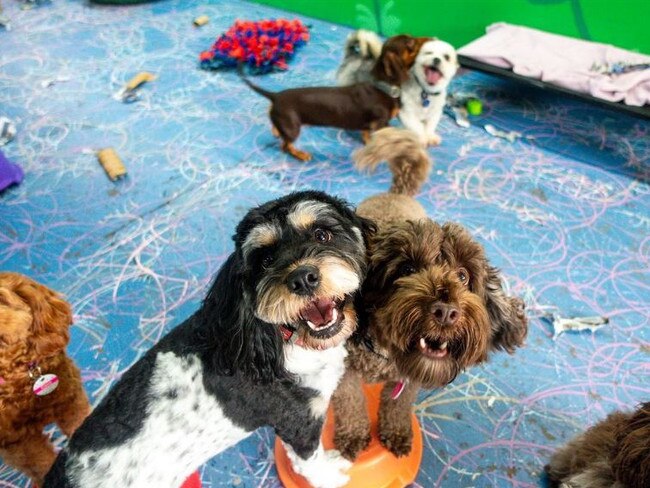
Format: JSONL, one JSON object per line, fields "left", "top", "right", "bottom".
{"left": 287, "top": 266, "right": 320, "bottom": 295}
{"left": 432, "top": 57, "right": 441, "bottom": 66}
{"left": 432, "top": 302, "right": 459, "bottom": 327}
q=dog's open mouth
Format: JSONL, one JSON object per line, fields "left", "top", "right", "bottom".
{"left": 298, "top": 297, "right": 346, "bottom": 338}
{"left": 417, "top": 337, "right": 449, "bottom": 359}
{"left": 424, "top": 66, "right": 443, "bottom": 85}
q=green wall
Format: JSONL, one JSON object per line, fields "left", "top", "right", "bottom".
{"left": 253, "top": 1, "right": 649, "bottom": 54}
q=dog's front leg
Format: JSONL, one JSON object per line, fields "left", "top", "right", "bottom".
{"left": 280, "top": 421, "right": 352, "bottom": 488}
{"left": 378, "top": 380, "right": 419, "bottom": 457}
{"left": 332, "top": 369, "right": 371, "bottom": 460}
{"left": 398, "top": 111, "right": 427, "bottom": 145}
{"left": 423, "top": 107, "right": 443, "bottom": 146}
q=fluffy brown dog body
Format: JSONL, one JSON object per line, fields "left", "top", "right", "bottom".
{"left": 242, "top": 35, "right": 427, "bottom": 161}
{"left": 332, "top": 128, "right": 528, "bottom": 459}
{"left": 546, "top": 402, "right": 650, "bottom": 488}
{"left": 0, "top": 273, "right": 90, "bottom": 486}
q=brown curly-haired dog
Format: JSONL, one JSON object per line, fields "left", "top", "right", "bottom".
{"left": 545, "top": 402, "right": 650, "bottom": 488}
{"left": 332, "top": 128, "right": 528, "bottom": 459}
{"left": 0, "top": 272, "right": 90, "bottom": 486}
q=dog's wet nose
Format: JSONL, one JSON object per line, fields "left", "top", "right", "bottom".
{"left": 432, "top": 302, "right": 459, "bottom": 327}
{"left": 287, "top": 266, "right": 321, "bottom": 296}
{"left": 432, "top": 57, "right": 441, "bottom": 66}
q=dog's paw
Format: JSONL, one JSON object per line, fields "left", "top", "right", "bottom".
{"left": 379, "top": 425, "right": 413, "bottom": 457}
{"left": 427, "top": 133, "right": 442, "bottom": 146}
{"left": 309, "top": 450, "right": 351, "bottom": 488}
{"left": 335, "top": 430, "right": 371, "bottom": 460}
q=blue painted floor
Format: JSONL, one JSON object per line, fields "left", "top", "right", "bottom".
{"left": 1, "top": 1, "right": 649, "bottom": 487}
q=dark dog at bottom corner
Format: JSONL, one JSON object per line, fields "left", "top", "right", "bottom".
{"left": 44, "top": 191, "right": 373, "bottom": 488}
{"left": 545, "top": 401, "right": 650, "bottom": 488}
{"left": 240, "top": 35, "right": 427, "bottom": 162}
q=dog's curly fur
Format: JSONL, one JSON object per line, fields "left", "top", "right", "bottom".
{"left": 332, "top": 128, "right": 528, "bottom": 460}
{"left": 44, "top": 191, "right": 372, "bottom": 488}
{"left": 545, "top": 402, "right": 650, "bottom": 488}
{"left": 0, "top": 272, "right": 90, "bottom": 486}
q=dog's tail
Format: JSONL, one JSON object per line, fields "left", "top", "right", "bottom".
{"left": 238, "top": 64, "right": 276, "bottom": 100}
{"left": 354, "top": 127, "right": 431, "bottom": 196}
{"left": 345, "top": 29, "right": 383, "bottom": 59}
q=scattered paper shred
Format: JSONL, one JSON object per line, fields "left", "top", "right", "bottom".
{"left": 116, "top": 72, "right": 156, "bottom": 103}
{"left": 193, "top": 15, "right": 209, "bottom": 27}
{"left": 0, "top": 117, "right": 16, "bottom": 146}
{"left": 550, "top": 314, "right": 609, "bottom": 339}
{"left": 97, "top": 148, "right": 127, "bottom": 181}
{"left": 484, "top": 124, "right": 535, "bottom": 143}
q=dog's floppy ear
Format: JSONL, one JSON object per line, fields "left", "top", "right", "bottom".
{"left": 484, "top": 266, "right": 528, "bottom": 353}
{"left": 9, "top": 276, "right": 72, "bottom": 356}
{"left": 381, "top": 51, "right": 408, "bottom": 84}
{"left": 200, "top": 252, "right": 286, "bottom": 384}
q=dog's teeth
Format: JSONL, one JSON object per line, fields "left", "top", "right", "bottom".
{"left": 329, "top": 308, "right": 338, "bottom": 325}
{"left": 440, "top": 341, "right": 448, "bottom": 350}
{"left": 419, "top": 337, "right": 427, "bottom": 350}
{"left": 306, "top": 320, "right": 317, "bottom": 330}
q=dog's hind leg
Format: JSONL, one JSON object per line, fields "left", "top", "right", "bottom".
{"left": 282, "top": 142, "right": 312, "bottom": 162}
{"left": 0, "top": 431, "right": 57, "bottom": 486}
{"left": 332, "top": 369, "right": 371, "bottom": 460}
{"left": 271, "top": 109, "right": 312, "bottom": 162}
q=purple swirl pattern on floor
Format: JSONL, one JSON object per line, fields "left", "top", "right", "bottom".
{"left": 1, "top": 1, "right": 648, "bottom": 487}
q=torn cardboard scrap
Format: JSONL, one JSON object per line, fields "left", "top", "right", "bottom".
{"left": 97, "top": 148, "right": 127, "bottom": 181}
{"left": 117, "top": 72, "right": 156, "bottom": 103}
{"left": 193, "top": 15, "right": 209, "bottom": 27}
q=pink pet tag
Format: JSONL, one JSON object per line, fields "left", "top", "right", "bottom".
{"left": 33, "top": 373, "right": 59, "bottom": 396}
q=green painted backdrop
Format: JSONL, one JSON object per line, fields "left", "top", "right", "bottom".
{"left": 252, "top": 0, "right": 649, "bottom": 54}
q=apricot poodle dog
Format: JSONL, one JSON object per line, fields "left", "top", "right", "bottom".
{"left": 0, "top": 272, "right": 90, "bottom": 486}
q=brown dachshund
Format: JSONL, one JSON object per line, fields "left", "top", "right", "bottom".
{"left": 0, "top": 273, "right": 90, "bottom": 486}
{"left": 242, "top": 35, "right": 427, "bottom": 161}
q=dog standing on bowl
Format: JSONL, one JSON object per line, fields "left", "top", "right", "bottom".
{"left": 331, "top": 128, "right": 528, "bottom": 459}
{"left": 545, "top": 401, "right": 650, "bottom": 488}
{"left": 44, "top": 191, "right": 373, "bottom": 488}
{"left": 0, "top": 273, "right": 90, "bottom": 486}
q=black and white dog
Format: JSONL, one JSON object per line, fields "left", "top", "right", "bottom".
{"left": 44, "top": 191, "right": 373, "bottom": 488}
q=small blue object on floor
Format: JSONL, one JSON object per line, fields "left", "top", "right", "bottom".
{"left": 0, "top": 1, "right": 648, "bottom": 487}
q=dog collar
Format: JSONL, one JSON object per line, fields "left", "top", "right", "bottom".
{"left": 372, "top": 80, "right": 401, "bottom": 99}
{"left": 279, "top": 324, "right": 305, "bottom": 347}
{"left": 420, "top": 89, "right": 441, "bottom": 107}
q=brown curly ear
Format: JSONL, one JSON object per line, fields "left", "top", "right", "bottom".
{"left": 12, "top": 276, "right": 72, "bottom": 356}
{"left": 484, "top": 267, "right": 527, "bottom": 353}
{"left": 612, "top": 402, "right": 650, "bottom": 488}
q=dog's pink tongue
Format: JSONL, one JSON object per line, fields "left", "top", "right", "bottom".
{"left": 425, "top": 67, "right": 442, "bottom": 84}
{"left": 302, "top": 298, "right": 335, "bottom": 327}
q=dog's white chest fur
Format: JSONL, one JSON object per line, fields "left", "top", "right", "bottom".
{"left": 399, "top": 77, "right": 446, "bottom": 145}
{"left": 68, "top": 353, "right": 249, "bottom": 488}
{"left": 285, "top": 343, "right": 347, "bottom": 418}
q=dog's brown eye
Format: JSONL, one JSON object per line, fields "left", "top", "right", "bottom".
{"left": 261, "top": 254, "right": 274, "bottom": 268}
{"left": 398, "top": 262, "right": 416, "bottom": 277}
{"left": 314, "top": 228, "right": 332, "bottom": 243}
{"left": 444, "top": 54, "right": 450, "bottom": 61}
{"left": 457, "top": 267, "right": 469, "bottom": 285}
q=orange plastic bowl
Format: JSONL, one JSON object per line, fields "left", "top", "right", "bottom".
{"left": 275, "top": 383, "right": 423, "bottom": 488}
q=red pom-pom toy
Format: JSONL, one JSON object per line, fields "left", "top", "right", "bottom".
{"left": 199, "top": 18, "right": 310, "bottom": 74}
